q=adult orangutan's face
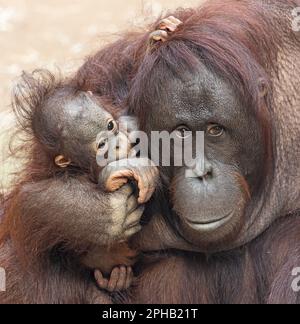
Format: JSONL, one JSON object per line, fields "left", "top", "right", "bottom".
{"left": 141, "top": 64, "right": 265, "bottom": 250}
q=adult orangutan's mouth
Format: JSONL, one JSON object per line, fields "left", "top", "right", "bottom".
{"left": 185, "top": 213, "right": 233, "bottom": 231}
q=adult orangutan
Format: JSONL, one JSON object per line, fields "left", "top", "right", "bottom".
{"left": 122, "top": 0, "right": 300, "bottom": 304}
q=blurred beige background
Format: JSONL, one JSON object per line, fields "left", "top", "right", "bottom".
{"left": 0, "top": 0, "right": 202, "bottom": 112}
{"left": 0, "top": 0, "right": 201, "bottom": 189}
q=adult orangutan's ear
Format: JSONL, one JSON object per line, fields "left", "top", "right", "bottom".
{"left": 55, "top": 155, "right": 71, "bottom": 168}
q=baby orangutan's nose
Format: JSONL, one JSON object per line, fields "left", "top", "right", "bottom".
{"left": 114, "top": 132, "right": 132, "bottom": 160}
{"left": 149, "top": 16, "right": 183, "bottom": 44}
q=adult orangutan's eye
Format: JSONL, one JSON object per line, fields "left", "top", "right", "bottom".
{"left": 206, "top": 124, "right": 225, "bottom": 137}
{"left": 175, "top": 125, "right": 192, "bottom": 139}
{"left": 107, "top": 119, "right": 117, "bottom": 132}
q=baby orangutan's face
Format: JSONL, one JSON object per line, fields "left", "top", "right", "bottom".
{"left": 54, "top": 91, "right": 132, "bottom": 169}
{"left": 95, "top": 121, "right": 132, "bottom": 166}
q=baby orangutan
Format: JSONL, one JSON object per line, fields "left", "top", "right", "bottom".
{"left": 13, "top": 70, "right": 159, "bottom": 294}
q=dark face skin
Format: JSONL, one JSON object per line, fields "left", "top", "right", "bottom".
{"left": 43, "top": 90, "right": 130, "bottom": 172}
{"left": 142, "top": 63, "right": 265, "bottom": 250}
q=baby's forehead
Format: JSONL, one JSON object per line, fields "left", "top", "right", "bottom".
{"left": 65, "top": 92, "right": 111, "bottom": 120}
{"left": 43, "top": 88, "right": 114, "bottom": 143}
{"left": 47, "top": 88, "right": 112, "bottom": 124}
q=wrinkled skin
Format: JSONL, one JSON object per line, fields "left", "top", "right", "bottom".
{"left": 140, "top": 65, "right": 262, "bottom": 251}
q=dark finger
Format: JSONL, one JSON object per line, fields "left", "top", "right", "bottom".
{"left": 124, "top": 206, "right": 145, "bottom": 228}
{"left": 107, "top": 267, "right": 120, "bottom": 292}
{"left": 95, "top": 270, "right": 109, "bottom": 290}
{"left": 116, "top": 266, "right": 127, "bottom": 291}
{"left": 125, "top": 267, "right": 133, "bottom": 289}
{"left": 126, "top": 194, "right": 139, "bottom": 214}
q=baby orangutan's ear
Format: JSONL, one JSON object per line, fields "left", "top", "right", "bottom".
{"left": 55, "top": 155, "right": 72, "bottom": 168}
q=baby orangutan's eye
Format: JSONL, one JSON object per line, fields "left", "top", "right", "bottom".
{"left": 175, "top": 125, "right": 192, "bottom": 139}
{"left": 107, "top": 119, "right": 117, "bottom": 132}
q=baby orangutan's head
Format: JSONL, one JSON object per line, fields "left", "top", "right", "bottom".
{"left": 13, "top": 69, "right": 136, "bottom": 175}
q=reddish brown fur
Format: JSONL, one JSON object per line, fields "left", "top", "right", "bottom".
{"left": 1, "top": 0, "right": 300, "bottom": 304}
{"left": 128, "top": 0, "right": 287, "bottom": 179}
{"left": 0, "top": 42, "right": 140, "bottom": 303}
